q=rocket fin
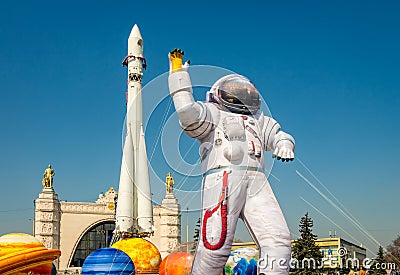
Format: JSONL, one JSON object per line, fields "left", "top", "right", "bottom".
{"left": 136, "top": 126, "right": 154, "bottom": 234}
{"left": 115, "top": 123, "right": 135, "bottom": 233}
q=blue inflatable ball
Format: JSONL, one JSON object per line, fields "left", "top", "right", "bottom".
{"left": 233, "top": 258, "right": 248, "bottom": 274}
{"left": 246, "top": 258, "right": 257, "bottom": 275}
{"left": 82, "top": 247, "right": 135, "bottom": 275}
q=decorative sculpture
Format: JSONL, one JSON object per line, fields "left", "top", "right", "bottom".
{"left": 168, "top": 49, "right": 295, "bottom": 275}
{"left": 166, "top": 173, "right": 174, "bottom": 194}
{"left": 42, "top": 165, "right": 55, "bottom": 189}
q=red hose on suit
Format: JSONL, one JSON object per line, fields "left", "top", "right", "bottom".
{"left": 202, "top": 171, "right": 229, "bottom": 250}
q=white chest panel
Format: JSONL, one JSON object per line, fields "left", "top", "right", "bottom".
{"left": 199, "top": 108, "right": 266, "bottom": 172}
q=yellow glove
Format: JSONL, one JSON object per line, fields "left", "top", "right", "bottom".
{"left": 169, "top": 48, "right": 190, "bottom": 73}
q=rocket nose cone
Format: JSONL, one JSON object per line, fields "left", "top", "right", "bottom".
{"left": 128, "top": 24, "right": 143, "bottom": 56}
{"left": 129, "top": 24, "right": 142, "bottom": 39}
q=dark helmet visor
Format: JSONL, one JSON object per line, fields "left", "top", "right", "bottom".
{"left": 217, "top": 77, "right": 260, "bottom": 113}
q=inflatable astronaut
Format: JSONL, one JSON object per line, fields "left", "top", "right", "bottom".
{"left": 168, "top": 49, "right": 295, "bottom": 275}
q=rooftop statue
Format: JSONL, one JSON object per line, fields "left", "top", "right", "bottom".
{"left": 166, "top": 173, "right": 174, "bottom": 194}
{"left": 42, "top": 164, "right": 55, "bottom": 189}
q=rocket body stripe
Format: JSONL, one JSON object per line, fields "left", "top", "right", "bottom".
{"left": 115, "top": 24, "right": 153, "bottom": 237}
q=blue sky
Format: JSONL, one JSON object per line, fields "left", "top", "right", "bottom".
{"left": 0, "top": 0, "right": 399, "bottom": 257}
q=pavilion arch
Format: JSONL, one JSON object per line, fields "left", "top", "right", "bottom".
{"left": 66, "top": 218, "right": 115, "bottom": 268}
{"left": 55, "top": 209, "right": 115, "bottom": 270}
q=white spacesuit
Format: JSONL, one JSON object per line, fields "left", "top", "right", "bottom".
{"left": 168, "top": 49, "right": 295, "bottom": 275}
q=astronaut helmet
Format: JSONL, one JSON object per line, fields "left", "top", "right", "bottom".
{"left": 208, "top": 74, "right": 261, "bottom": 114}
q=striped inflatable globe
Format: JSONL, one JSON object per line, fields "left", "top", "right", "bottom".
{"left": 82, "top": 247, "right": 135, "bottom": 275}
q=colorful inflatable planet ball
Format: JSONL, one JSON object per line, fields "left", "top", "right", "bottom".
{"left": 225, "top": 247, "right": 258, "bottom": 275}
{"left": 0, "top": 233, "right": 61, "bottom": 275}
{"left": 82, "top": 247, "right": 135, "bottom": 275}
{"left": 159, "top": 251, "right": 194, "bottom": 275}
{"left": 112, "top": 238, "right": 161, "bottom": 274}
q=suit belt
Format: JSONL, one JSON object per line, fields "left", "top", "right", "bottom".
{"left": 202, "top": 166, "right": 264, "bottom": 177}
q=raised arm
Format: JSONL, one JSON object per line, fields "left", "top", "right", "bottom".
{"left": 168, "top": 49, "right": 213, "bottom": 140}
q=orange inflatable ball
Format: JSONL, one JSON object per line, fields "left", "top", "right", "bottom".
{"left": 159, "top": 252, "right": 194, "bottom": 275}
{"left": 111, "top": 238, "right": 161, "bottom": 274}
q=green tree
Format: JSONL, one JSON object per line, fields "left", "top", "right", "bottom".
{"left": 192, "top": 217, "right": 201, "bottom": 252}
{"left": 369, "top": 246, "right": 388, "bottom": 275}
{"left": 291, "top": 213, "right": 323, "bottom": 275}
{"left": 385, "top": 235, "right": 400, "bottom": 268}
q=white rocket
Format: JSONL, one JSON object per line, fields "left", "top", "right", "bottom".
{"left": 114, "top": 24, "right": 153, "bottom": 239}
